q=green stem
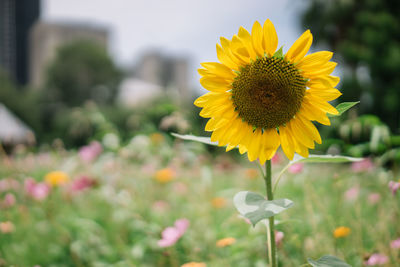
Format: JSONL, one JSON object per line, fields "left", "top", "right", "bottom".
{"left": 264, "top": 160, "right": 277, "bottom": 267}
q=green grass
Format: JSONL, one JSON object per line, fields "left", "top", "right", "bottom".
{"left": 0, "top": 139, "right": 399, "bottom": 266}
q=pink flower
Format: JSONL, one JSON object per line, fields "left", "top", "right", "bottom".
{"left": 271, "top": 153, "right": 282, "bottom": 164}
{"left": 3, "top": 193, "right": 16, "bottom": 208}
{"left": 152, "top": 201, "right": 170, "bottom": 213}
{"left": 364, "top": 253, "right": 388, "bottom": 265}
{"left": 275, "top": 231, "right": 284, "bottom": 246}
{"left": 344, "top": 186, "right": 359, "bottom": 201}
{"left": 25, "top": 178, "right": 50, "bottom": 201}
{"left": 79, "top": 141, "right": 103, "bottom": 162}
{"left": 351, "top": 158, "right": 374, "bottom": 173}
{"left": 0, "top": 178, "right": 20, "bottom": 192}
{"left": 158, "top": 218, "right": 189, "bottom": 247}
{"left": 388, "top": 181, "right": 400, "bottom": 195}
{"left": 391, "top": 238, "right": 400, "bottom": 249}
{"left": 70, "top": 176, "right": 96, "bottom": 193}
{"left": 173, "top": 182, "right": 188, "bottom": 195}
{"left": 288, "top": 163, "right": 303, "bottom": 174}
{"left": 368, "top": 193, "right": 381, "bottom": 204}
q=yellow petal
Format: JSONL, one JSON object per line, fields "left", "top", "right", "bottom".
{"left": 247, "top": 129, "right": 263, "bottom": 162}
{"left": 230, "top": 35, "right": 251, "bottom": 63}
{"left": 305, "top": 94, "right": 339, "bottom": 115}
{"left": 200, "top": 77, "right": 231, "bottom": 92}
{"left": 200, "top": 63, "right": 236, "bottom": 79}
{"left": 300, "top": 102, "right": 331, "bottom": 126}
{"left": 308, "top": 75, "right": 340, "bottom": 88}
{"left": 297, "top": 51, "right": 333, "bottom": 70}
{"left": 227, "top": 119, "right": 249, "bottom": 147}
{"left": 238, "top": 26, "right": 257, "bottom": 60}
{"left": 263, "top": 19, "right": 278, "bottom": 56}
{"left": 238, "top": 144, "right": 247, "bottom": 154}
{"left": 287, "top": 124, "right": 310, "bottom": 157}
{"left": 251, "top": 21, "right": 264, "bottom": 57}
{"left": 194, "top": 92, "right": 230, "bottom": 107}
{"left": 226, "top": 144, "right": 236, "bottom": 152}
{"left": 220, "top": 37, "right": 247, "bottom": 66}
{"left": 288, "top": 119, "right": 315, "bottom": 148}
{"left": 216, "top": 44, "right": 238, "bottom": 70}
{"left": 279, "top": 126, "right": 295, "bottom": 160}
{"left": 296, "top": 114, "right": 322, "bottom": 144}
{"left": 303, "top": 62, "right": 337, "bottom": 78}
{"left": 308, "top": 87, "right": 342, "bottom": 101}
{"left": 285, "top": 30, "right": 313, "bottom": 63}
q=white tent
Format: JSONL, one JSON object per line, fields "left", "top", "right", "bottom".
{"left": 117, "top": 78, "right": 163, "bottom": 107}
{"left": 0, "top": 103, "right": 35, "bottom": 145}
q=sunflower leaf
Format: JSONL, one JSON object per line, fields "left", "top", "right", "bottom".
{"left": 328, "top": 101, "right": 359, "bottom": 117}
{"left": 171, "top": 133, "right": 218, "bottom": 146}
{"left": 290, "top": 154, "right": 363, "bottom": 164}
{"left": 273, "top": 46, "right": 284, "bottom": 58}
{"left": 307, "top": 255, "right": 351, "bottom": 267}
{"left": 233, "top": 191, "right": 293, "bottom": 227}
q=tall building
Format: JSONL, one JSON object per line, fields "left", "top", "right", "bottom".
{"left": 0, "top": 0, "right": 40, "bottom": 85}
{"left": 29, "top": 21, "right": 109, "bottom": 87}
{"left": 135, "top": 52, "right": 190, "bottom": 100}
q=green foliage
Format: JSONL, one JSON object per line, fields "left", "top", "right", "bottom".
{"left": 307, "top": 255, "right": 351, "bottom": 267}
{"left": 0, "top": 143, "right": 399, "bottom": 266}
{"left": 301, "top": 0, "right": 400, "bottom": 131}
{"left": 45, "top": 40, "right": 122, "bottom": 106}
{"left": 233, "top": 191, "right": 293, "bottom": 226}
{"left": 0, "top": 70, "right": 42, "bottom": 135}
{"left": 328, "top": 102, "right": 359, "bottom": 117}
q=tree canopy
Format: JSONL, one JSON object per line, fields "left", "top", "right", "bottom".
{"left": 301, "top": 0, "right": 400, "bottom": 132}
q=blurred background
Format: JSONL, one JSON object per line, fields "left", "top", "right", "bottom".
{"left": 0, "top": 0, "right": 399, "bottom": 158}
{"left": 0, "top": 1, "right": 400, "bottom": 266}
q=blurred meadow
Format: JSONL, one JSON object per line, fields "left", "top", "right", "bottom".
{"left": 1, "top": 0, "right": 400, "bottom": 266}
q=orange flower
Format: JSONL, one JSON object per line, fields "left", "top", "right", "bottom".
{"left": 155, "top": 168, "right": 176, "bottom": 184}
{"left": 45, "top": 171, "right": 69, "bottom": 186}
{"left": 245, "top": 168, "right": 259, "bottom": 179}
{"left": 0, "top": 221, "right": 15, "bottom": 234}
{"left": 216, "top": 237, "right": 236, "bottom": 247}
{"left": 181, "top": 262, "right": 206, "bottom": 267}
{"left": 333, "top": 226, "right": 351, "bottom": 238}
{"left": 211, "top": 197, "right": 227, "bottom": 209}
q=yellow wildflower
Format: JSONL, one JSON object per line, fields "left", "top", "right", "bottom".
{"left": 216, "top": 237, "right": 236, "bottom": 247}
{"left": 45, "top": 171, "right": 69, "bottom": 186}
{"left": 333, "top": 226, "right": 351, "bottom": 238}
{"left": 155, "top": 168, "right": 176, "bottom": 184}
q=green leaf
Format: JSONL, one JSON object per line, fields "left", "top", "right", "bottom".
{"left": 273, "top": 46, "right": 284, "bottom": 58}
{"left": 273, "top": 154, "right": 363, "bottom": 192}
{"left": 233, "top": 191, "right": 293, "bottom": 227}
{"left": 291, "top": 154, "right": 363, "bottom": 164}
{"left": 307, "top": 255, "right": 351, "bottom": 267}
{"left": 328, "top": 101, "right": 359, "bottom": 117}
{"left": 171, "top": 133, "right": 218, "bottom": 146}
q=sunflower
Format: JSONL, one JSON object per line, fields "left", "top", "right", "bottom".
{"left": 194, "top": 19, "right": 341, "bottom": 163}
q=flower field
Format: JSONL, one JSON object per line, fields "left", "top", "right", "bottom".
{"left": 0, "top": 135, "right": 399, "bottom": 266}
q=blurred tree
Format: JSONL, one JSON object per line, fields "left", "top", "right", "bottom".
{"left": 45, "top": 40, "right": 122, "bottom": 107}
{"left": 0, "top": 70, "right": 42, "bottom": 135}
{"left": 301, "top": 0, "right": 400, "bottom": 132}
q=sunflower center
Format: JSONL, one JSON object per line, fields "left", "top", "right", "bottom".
{"left": 231, "top": 56, "right": 306, "bottom": 129}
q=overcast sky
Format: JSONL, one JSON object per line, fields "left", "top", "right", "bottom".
{"left": 42, "top": 0, "right": 309, "bottom": 87}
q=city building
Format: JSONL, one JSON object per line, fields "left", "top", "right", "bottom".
{"left": 125, "top": 51, "right": 190, "bottom": 105}
{"left": 29, "top": 21, "right": 109, "bottom": 87}
{"left": 0, "top": 0, "right": 40, "bottom": 85}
